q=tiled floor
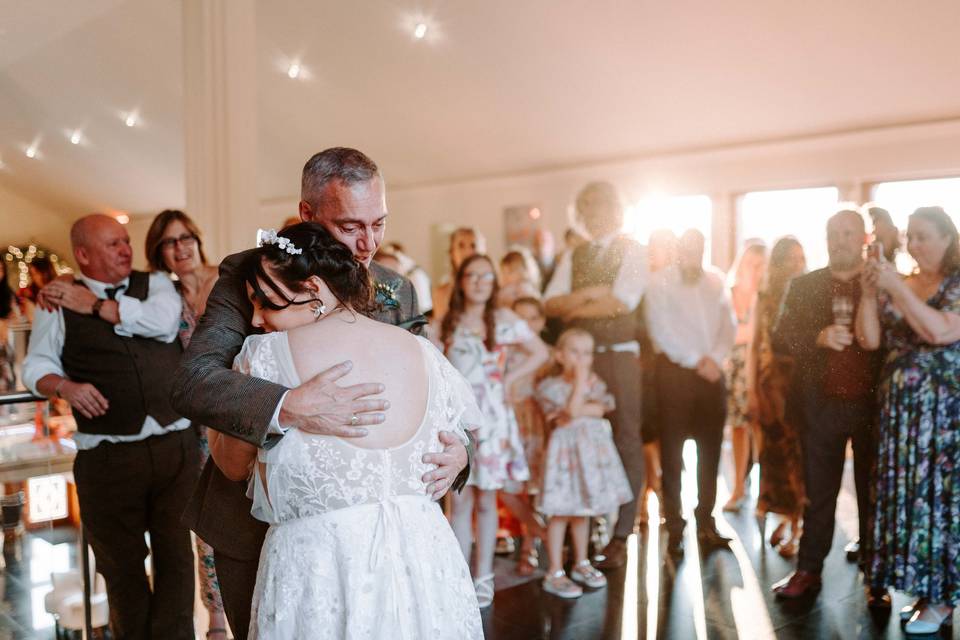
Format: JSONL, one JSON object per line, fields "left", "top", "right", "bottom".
{"left": 2, "top": 442, "right": 956, "bottom": 639}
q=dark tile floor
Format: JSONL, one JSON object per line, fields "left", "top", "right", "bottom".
{"left": 1, "top": 442, "right": 957, "bottom": 639}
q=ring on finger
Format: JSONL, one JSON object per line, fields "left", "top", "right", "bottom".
{"left": 350, "top": 414, "right": 359, "bottom": 426}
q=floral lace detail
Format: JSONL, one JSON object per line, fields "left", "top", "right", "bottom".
{"left": 233, "top": 333, "right": 483, "bottom": 639}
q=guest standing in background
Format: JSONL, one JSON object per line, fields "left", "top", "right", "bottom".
{"left": 636, "top": 228, "right": 677, "bottom": 525}
{"left": 543, "top": 181, "right": 647, "bottom": 570}
{"left": 856, "top": 206, "right": 960, "bottom": 635}
{"left": 0, "top": 261, "right": 31, "bottom": 397}
{"left": 747, "top": 237, "right": 806, "bottom": 557}
{"left": 145, "top": 209, "right": 228, "bottom": 640}
{"left": 432, "top": 227, "right": 487, "bottom": 322}
{"left": 723, "top": 241, "right": 767, "bottom": 512}
{"left": 506, "top": 296, "right": 550, "bottom": 576}
{"left": 644, "top": 229, "right": 736, "bottom": 558}
{"left": 771, "top": 210, "right": 883, "bottom": 603}
{"left": 442, "top": 254, "right": 548, "bottom": 608}
{"left": 21, "top": 256, "right": 58, "bottom": 303}
{"left": 497, "top": 249, "right": 541, "bottom": 308}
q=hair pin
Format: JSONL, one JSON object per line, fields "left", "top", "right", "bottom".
{"left": 256, "top": 228, "right": 303, "bottom": 255}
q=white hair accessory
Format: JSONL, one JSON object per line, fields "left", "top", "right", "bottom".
{"left": 256, "top": 228, "right": 303, "bottom": 255}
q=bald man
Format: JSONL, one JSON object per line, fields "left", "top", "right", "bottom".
{"left": 24, "top": 214, "right": 199, "bottom": 640}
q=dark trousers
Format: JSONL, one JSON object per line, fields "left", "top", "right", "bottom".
{"left": 656, "top": 356, "right": 726, "bottom": 535}
{"left": 73, "top": 428, "right": 200, "bottom": 640}
{"left": 796, "top": 395, "right": 874, "bottom": 575}
{"left": 213, "top": 550, "right": 259, "bottom": 640}
{"left": 593, "top": 350, "right": 645, "bottom": 539}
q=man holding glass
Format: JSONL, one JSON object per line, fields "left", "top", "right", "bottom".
{"left": 769, "top": 209, "right": 885, "bottom": 604}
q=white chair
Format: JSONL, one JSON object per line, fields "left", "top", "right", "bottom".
{"left": 43, "top": 546, "right": 110, "bottom": 639}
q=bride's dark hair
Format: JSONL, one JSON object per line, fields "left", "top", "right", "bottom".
{"left": 244, "top": 222, "right": 374, "bottom": 314}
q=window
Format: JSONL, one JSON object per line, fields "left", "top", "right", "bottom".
{"left": 737, "top": 186, "right": 840, "bottom": 271}
{"left": 623, "top": 194, "right": 713, "bottom": 263}
{"left": 870, "top": 177, "right": 960, "bottom": 273}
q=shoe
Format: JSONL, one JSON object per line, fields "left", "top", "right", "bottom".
{"left": 772, "top": 570, "right": 822, "bottom": 599}
{"left": 697, "top": 526, "right": 732, "bottom": 550}
{"left": 495, "top": 536, "right": 516, "bottom": 556}
{"left": 776, "top": 538, "right": 798, "bottom": 559}
{"left": 569, "top": 560, "right": 607, "bottom": 589}
{"left": 844, "top": 538, "right": 860, "bottom": 562}
{"left": 904, "top": 604, "right": 953, "bottom": 636}
{"left": 901, "top": 598, "right": 926, "bottom": 623}
{"left": 866, "top": 588, "right": 891, "bottom": 609}
{"left": 516, "top": 549, "right": 539, "bottom": 577}
{"left": 594, "top": 538, "right": 627, "bottom": 571}
{"left": 768, "top": 520, "right": 788, "bottom": 548}
{"left": 541, "top": 570, "right": 583, "bottom": 599}
{"left": 473, "top": 573, "right": 495, "bottom": 608}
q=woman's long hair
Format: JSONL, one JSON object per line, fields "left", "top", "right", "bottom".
{"left": 0, "top": 261, "right": 12, "bottom": 319}
{"left": 243, "top": 222, "right": 374, "bottom": 315}
{"left": 909, "top": 206, "right": 960, "bottom": 275}
{"left": 440, "top": 254, "right": 498, "bottom": 352}
{"left": 761, "top": 237, "right": 804, "bottom": 314}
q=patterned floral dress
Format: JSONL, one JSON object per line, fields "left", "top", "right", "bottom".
{"left": 178, "top": 295, "right": 224, "bottom": 616}
{"left": 445, "top": 309, "right": 531, "bottom": 491}
{"left": 535, "top": 375, "right": 633, "bottom": 517}
{"left": 869, "top": 269, "right": 960, "bottom": 605}
{"left": 751, "top": 290, "right": 805, "bottom": 517}
{"left": 504, "top": 343, "right": 547, "bottom": 495}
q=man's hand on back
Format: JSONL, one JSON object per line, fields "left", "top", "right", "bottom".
{"left": 422, "top": 431, "right": 469, "bottom": 500}
{"left": 279, "top": 361, "right": 388, "bottom": 437}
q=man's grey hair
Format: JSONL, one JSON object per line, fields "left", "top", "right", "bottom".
{"left": 300, "top": 147, "right": 381, "bottom": 205}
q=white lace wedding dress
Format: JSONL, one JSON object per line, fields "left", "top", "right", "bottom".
{"left": 234, "top": 333, "right": 484, "bottom": 640}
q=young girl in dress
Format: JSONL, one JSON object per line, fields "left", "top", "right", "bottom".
{"left": 503, "top": 297, "right": 550, "bottom": 576}
{"left": 536, "top": 328, "right": 633, "bottom": 599}
{"left": 441, "top": 254, "right": 549, "bottom": 607}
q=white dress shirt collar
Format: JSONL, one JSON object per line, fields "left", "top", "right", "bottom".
{"left": 77, "top": 273, "right": 130, "bottom": 299}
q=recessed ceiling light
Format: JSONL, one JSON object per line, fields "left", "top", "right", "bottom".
{"left": 124, "top": 112, "right": 138, "bottom": 127}
{"left": 70, "top": 130, "right": 82, "bottom": 145}
{"left": 25, "top": 144, "right": 38, "bottom": 159}
{"left": 115, "top": 213, "right": 130, "bottom": 225}
{"left": 413, "top": 22, "right": 428, "bottom": 39}
{"left": 287, "top": 62, "right": 301, "bottom": 79}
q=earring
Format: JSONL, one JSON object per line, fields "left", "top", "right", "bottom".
{"left": 311, "top": 301, "right": 326, "bottom": 320}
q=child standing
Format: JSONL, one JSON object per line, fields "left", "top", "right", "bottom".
{"left": 441, "top": 254, "right": 549, "bottom": 607}
{"left": 536, "top": 328, "right": 633, "bottom": 598}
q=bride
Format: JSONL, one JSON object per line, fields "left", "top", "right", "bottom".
{"left": 207, "top": 222, "right": 483, "bottom": 639}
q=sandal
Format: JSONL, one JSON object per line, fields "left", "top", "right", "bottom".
{"left": 542, "top": 570, "right": 582, "bottom": 599}
{"left": 769, "top": 520, "right": 788, "bottom": 548}
{"left": 473, "top": 573, "right": 495, "bottom": 608}
{"left": 569, "top": 560, "right": 607, "bottom": 589}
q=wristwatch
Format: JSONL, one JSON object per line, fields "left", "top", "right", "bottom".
{"left": 91, "top": 299, "right": 105, "bottom": 318}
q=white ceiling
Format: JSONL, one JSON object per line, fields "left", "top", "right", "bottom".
{"left": 1, "top": 0, "right": 959, "bottom": 217}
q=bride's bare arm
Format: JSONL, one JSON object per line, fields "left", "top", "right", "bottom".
{"left": 207, "top": 428, "right": 258, "bottom": 482}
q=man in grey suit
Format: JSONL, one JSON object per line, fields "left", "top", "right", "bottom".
{"left": 172, "top": 148, "right": 470, "bottom": 639}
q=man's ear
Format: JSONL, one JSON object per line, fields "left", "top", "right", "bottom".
{"left": 74, "top": 247, "right": 90, "bottom": 268}
{"left": 298, "top": 200, "right": 312, "bottom": 222}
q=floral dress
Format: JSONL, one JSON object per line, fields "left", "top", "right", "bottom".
{"left": 504, "top": 342, "right": 547, "bottom": 495}
{"left": 178, "top": 295, "right": 224, "bottom": 616}
{"left": 751, "top": 291, "right": 805, "bottom": 517}
{"left": 535, "top": 375, "right": 633, "bottom": 517}
{"left": 445, "top": 309, "right": 531, "bottom": 491}
{"left": 868, "top": 269, "right": 960, "bottom": 605}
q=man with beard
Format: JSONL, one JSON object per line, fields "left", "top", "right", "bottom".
{"left": 770, "top": 209, "right": 884, "bottom": 605}
{"left": 644, "top": 229, "right": 736, "bottom": 558}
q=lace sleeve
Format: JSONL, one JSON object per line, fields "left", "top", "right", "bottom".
{"left": 232, "top": 333, "right": 285, "bottom": 384}
{"left": 420, "top": 337, "right": 484, "bottom": 443}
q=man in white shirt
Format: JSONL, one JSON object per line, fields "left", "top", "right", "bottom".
{"left": 544, "top": 181, "right": 647, "bottom": 569}
{"left": 23, "top": 214, "right": 199, "bottom": 640}
{"left": 644, "top": 229, "right": 736, "bottom": 558}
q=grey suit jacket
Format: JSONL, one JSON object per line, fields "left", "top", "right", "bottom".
{"left": 172, "top": 251, "right": 427, "bottom": 559}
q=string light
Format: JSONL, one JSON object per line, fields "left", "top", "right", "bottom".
{"left": 414, "top": 23, "right": 428, "bottom": 39}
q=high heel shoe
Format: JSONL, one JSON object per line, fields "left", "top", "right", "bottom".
{"left": 904, "top": 603, "right": 952, "bottom": 636}
{"left": 769, "top": 521, "right": 788, "bottom": 548}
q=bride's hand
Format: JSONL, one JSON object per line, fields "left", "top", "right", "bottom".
{"left": 279, "top": 361, "right": 389, "bottom": 437}
{"left": 422, "top": 431, "right": 469, "bottom": 500}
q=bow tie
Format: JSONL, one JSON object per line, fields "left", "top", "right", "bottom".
{"left": 105, "top": 285, "right": 126, "bottom": 300}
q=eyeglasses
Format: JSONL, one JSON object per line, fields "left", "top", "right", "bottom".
{"left": 463, "top": 272, "right": 496, "bottom": 284}
{"left": 159, "top": 234, "right": 198, "bottom": 250}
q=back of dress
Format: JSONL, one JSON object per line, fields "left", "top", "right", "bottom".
{"left": 231, "top": 331, "right": 483, "bottom": 639}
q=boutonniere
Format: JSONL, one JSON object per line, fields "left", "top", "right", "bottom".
{"left": 374, "top": 278, "right": 402, "bottom": 310}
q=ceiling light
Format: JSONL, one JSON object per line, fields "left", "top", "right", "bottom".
{"left": 124, "top": 112, "right": 138, "bottom": 127}
{"left": 115, "top": 213, "right": 130, "bottom": 225}
{"left": 287, "top": 62, "right": 301, "bottom": 79}
{"left": 70, "top": 130, "right": 82, "bottom": 145}
{"left": 25, "top": 144, "right": 38, "bottom": 159}
{"left": 413, "top": 23, "right": 428, "bottom": 39}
